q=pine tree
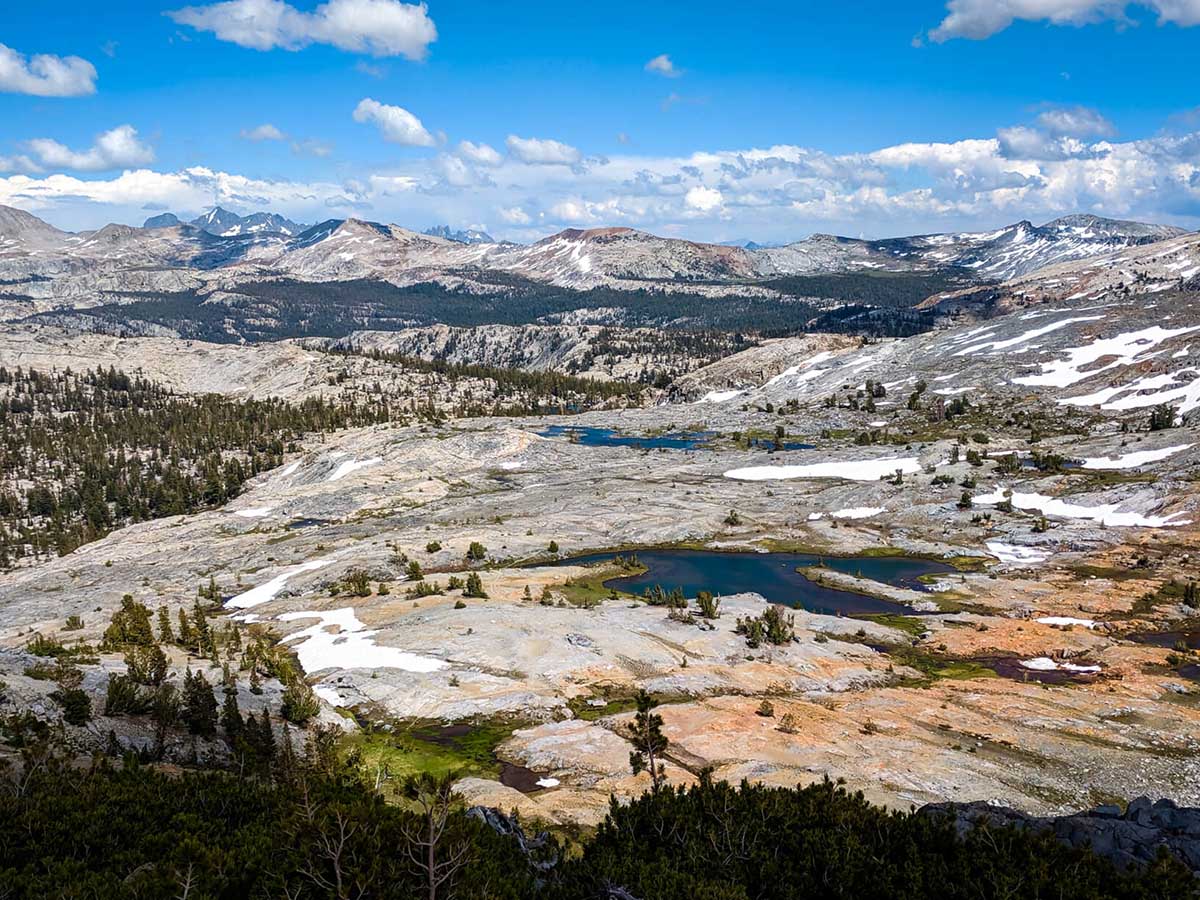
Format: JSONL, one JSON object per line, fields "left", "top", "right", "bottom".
{"left": 182, "top": 669, "right": 218, "bottom": 737}
{"left": 221, "top": 684, "right": 244, "bottom": 740}
{"left": 191, "top": 600, "right": 213, "bottom": 656}
{"left": 177, "top": 608, "right": 193, "bottom": 648}
{"left": 628, "top": 690, "right": 668, "bottom": 792}
{"left": 156, "top": 605, "right": 174, "bottom": 643}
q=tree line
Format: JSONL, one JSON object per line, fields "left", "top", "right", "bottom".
{"left": 0, "top": 365, "right": 388, "bottom": 568}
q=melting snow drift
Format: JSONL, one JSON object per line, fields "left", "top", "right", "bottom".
{"left": 725, "top": 457, "right": 922, "bottom": 482}
{"left": 279, "top": 608, "right": 446, "bottom": 674}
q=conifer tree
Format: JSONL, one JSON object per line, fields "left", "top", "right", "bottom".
{"left": 182, "top": 669, "right": 218, "bottom": 737}
{"left": 628, "top": 690, "right": 668, "bottom": 792}
{"left": 156, "top": 604, "right": 174, "bottom": 643}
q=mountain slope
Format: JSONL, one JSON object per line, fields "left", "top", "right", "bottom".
{"left": 920, "top": 230, "right": 1200, "bottom": 318}
{"left": 754, "top": 216, "right": 1187, "bottom": 283}
{"left": 0, "top": 204, "right": 1190, "bottom": 320}
{"left": 191, "top": 207, "right": 307, "bottom": 237}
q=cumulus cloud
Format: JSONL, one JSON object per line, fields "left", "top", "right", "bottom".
{"left": 684, "top": 185, "right": 723, "bottom": 211}
{"left": 167, "top": 0, "right": 437, "bottom": 59}
{"left": 457, "top": 140, "right": 502, "bottom": 166}
{"left": 24, "top": 125, "right": 155, "bottom": 172}
{"left": 994, "top": 106, "right": 1115, "bottom": 160}
{"left": 0, "top": 43, "right": 97, "bottom": 97}
{"left": 927, "top": 0, "right": 1200, "bottom": 42}
{"left": 1035, "top": 105, "right": 1116, "bottom": 137}
{"left": 241, "top": 123, "right": 286, "bottom": 141}
{"left": 505, "top": 135, "right": 582, "bottom": 165}
{"left": 0, "top": 155, "right": 42, "bottom": 175}
{"left": 644, "top": 54, "right": 681, "bottom": 77}
{"left": 497, "top": 205, "right": 532, "bottom": 225}
{"left": 352, "top": 98, "right": 435, "bottom": 146}
{"left": 5, "top": 120, "right": 1200, "bottom": 242}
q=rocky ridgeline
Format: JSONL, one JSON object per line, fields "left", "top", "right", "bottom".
{"left": 2, "top": 203, "right": 1194, "bottom": 314}
{"left": 923, "top": 797, "right": 1200, "bottom": 871}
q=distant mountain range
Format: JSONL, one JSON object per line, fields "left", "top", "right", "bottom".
{"left": 1, "top": 204, "right": 1194, "bottom": 321}
{"left": 143, "top": 207, "right": 307, "bottom": 237}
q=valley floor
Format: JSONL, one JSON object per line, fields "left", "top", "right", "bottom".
{"left": 2, "top": 393, "right": 1198, "bottom": 825}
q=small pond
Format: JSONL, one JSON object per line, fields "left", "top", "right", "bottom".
{"left": 974, "top": 656, "right": 1103, "bottom": 685}
{"left": 286, "top": 517, "right": 333, "bottom": 530}
{"left": 411, "top": 723, "right": 551, "bottom": 793}
{"left": 537, "top": 425, "right": 716, "bottom": 450}
{"left": 552, "top": 548, "right": 957, "bottom": 616}
{"left": 1128, "top": 630, "right": 1200, "bottom": 651}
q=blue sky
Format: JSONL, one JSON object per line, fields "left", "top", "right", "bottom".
{"left": 1, "top": 0, "right": 1198, "bottom": 241}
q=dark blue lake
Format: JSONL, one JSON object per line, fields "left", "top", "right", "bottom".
{"left": 553, "top": 548, "right": 957, "bottom": 616}
{"left": 537, "top": 425, "right": 716, "bottom": 450}
{"left": 749, "top": 438, "right": 817, "bottom": 451}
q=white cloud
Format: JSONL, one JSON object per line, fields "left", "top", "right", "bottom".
{"left": 505, "top": 135, "right": 582, "bottom": 165}
{"left": 5, "top": 121, "right": 1200, "bottom": 243}
{"left": 457, "top": 140, "right": 502, "bottom": 166}
{"left": 167, "top": 0, "right": 437, "bottom": 59}
{"left": 25, "top": 125, "right": 155, "bottom": 172}
{"left": 291, "top": 138, "right": 333, "bottom": 157}
{"left": 241, "top": 123, "right": 286, "bottom": 141}
{"left": 928, "top": 0, "right": 1200, "bottom": 41}
{"left": 0, "top": 43, "right": 97, "bottom": 97}
{"left": 352, "top": 98, "right": 435, "bottom": 146}
{"left": 684, "top": 185, "right": 723, "bottom": 211}
{"left": 644, "top": 54, "right": 681, "bottom": 77}
{"left": 0, "top": 155, "right": 42, "bottom": 175}
{"left": 497, "top": 205, "right": 531, "bottom": 225}
{"left": 1036, "top": 105, "right": 1116, "bottom": 137}
{"left": 994, "top": 106, "right": 1115, "bottom": 160}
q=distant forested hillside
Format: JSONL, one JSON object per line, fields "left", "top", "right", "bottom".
{"left": 28, "top": 272, "right": 944, "bottom": 343}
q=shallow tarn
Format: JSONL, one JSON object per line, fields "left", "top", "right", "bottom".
{"left": 552, "top": 547, "right": 957, "bottom": 616}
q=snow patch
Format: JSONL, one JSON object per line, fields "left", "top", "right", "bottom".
{"left": 328, "top": 456, "right": 382, "bottom": 482}
{"left": 725, "top": 457, "right": 922, "bottom": 482}
{"left": 1012, "top": 325, "right": 1199, "bottom": 389}
{"left": 973, "top": 487, "right": 1190, "bottom": 528}
{"left": 831, "top": 506, "right": 886, "bottom": 519}
{"left": 699, "top": 389, "right": 745, "bottom": 403}
{"left": 1021, "top": 657, "right": 1101, "bottom": 673}
{"left": 314, "top": 685, "right": 347, "bottom": 707}
{"left": 1079, "top": 444, "right": 1193, "bottom": 470}
{"left": 985, "top": 542, "right": 1049, "bottom": 565}
{"left": 226, "top": 558, "right": 334, "bottom": 609}
{"left": 279, "top": 607, "right": 447, "bottom": 674}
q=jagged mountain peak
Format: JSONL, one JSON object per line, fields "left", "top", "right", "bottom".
{"left": 424, "top": 225, "right": 495, "bottom": 244}
{"left": 191, "top": 207, "right": 307, "bottom": 238}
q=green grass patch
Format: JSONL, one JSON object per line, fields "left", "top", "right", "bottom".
{"left": 882, "top": 645, "right": 999, "bottom": 686}
{"left": 854, "top": 613, "right": 927, "bottom": 638}
{"left": 1068, "top": 564, "right": 1148, "bottom": 582}
{"left": 342, "top": 719, "right": 518, "bottom": 786}
{"left": 567, "top": 695, "right": 641, "bottom": 721}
